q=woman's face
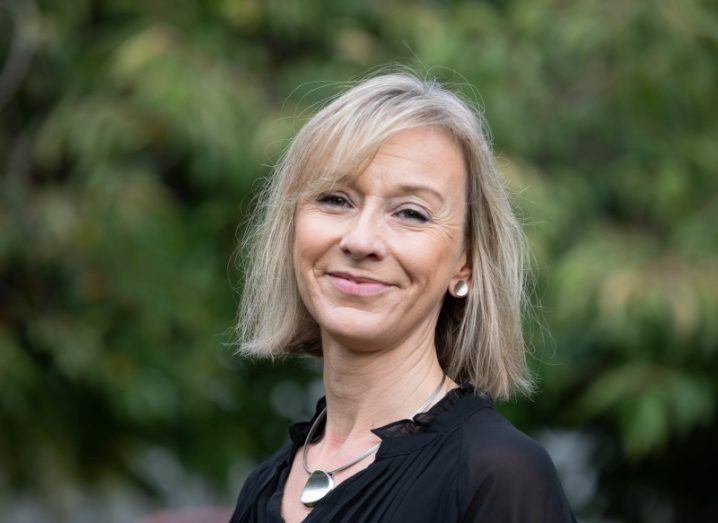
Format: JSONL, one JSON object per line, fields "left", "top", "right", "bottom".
{"left": 293, "top": 126, "right": 471, "bottom": 349}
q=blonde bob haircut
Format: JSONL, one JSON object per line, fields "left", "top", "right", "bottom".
{"left": 234, "top": 71, "right": 534, "bottom": 401}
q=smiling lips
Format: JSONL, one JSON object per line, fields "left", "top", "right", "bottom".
{"left": 327, "top": 271, "right": 393, "bottom": 296}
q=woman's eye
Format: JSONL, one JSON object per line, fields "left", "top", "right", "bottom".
{"left": 397, "top": 208, "right": 430, "bottom": 223}
{"left": 317, "top": 193, "right": 350, "bottom": 207}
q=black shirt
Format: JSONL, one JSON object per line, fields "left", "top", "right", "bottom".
{"left": 230, "top": 381, "right": 577, "bottom": 522}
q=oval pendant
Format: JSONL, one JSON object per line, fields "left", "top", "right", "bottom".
{"left": 300, "top": 470, "right": 334, "bottom": 508}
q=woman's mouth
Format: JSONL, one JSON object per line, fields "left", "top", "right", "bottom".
{"left": 326, "top": 272, "right": 394, "bottom": 296}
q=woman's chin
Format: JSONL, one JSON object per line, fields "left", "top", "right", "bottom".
{"left": 317, "top": 309, "right": 393, "bottom": 345}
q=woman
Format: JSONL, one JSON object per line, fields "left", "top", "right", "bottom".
{"left": 230, "top": 72, "right": 577, "bottom": 522}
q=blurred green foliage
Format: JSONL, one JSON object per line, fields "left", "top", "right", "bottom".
{"left": 1, "top": 0, "right": 716, "bottom": 521}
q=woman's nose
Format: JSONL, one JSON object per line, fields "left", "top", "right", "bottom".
{"left": 338, "top": 209, "right": 387, "bottom": 261}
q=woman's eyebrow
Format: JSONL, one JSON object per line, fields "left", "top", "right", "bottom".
{"left": 334, "top": 177, "right": 445, "bottom": 205}
{"left": 391, "top": 183, "right": 445, "bottom": 204}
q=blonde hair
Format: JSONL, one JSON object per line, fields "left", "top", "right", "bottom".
{"left": 233, "top": 71, "right": 534, "bottom": 400}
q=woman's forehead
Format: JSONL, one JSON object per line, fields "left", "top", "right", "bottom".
{"left": 319, "top": 128, "right": 465, "bottom": 197}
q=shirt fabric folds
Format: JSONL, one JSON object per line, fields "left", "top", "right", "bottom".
{"left": 230, "top": 381, "right": 578, "bottom": 522}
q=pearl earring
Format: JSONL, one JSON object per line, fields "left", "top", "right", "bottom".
{"left": 453, "top": 280, "right": 468, "bottom": 298}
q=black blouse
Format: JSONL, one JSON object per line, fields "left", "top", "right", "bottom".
{"left": 230, "top": 381, "right": 577, "bottom": 522}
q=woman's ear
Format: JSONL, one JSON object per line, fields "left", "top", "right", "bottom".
{"left": 448, "top": 250, "right": 472, "bottom": 298}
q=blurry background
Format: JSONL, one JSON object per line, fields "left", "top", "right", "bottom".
{"left": 1, "top": 0, "right": 717, "bottom": 522}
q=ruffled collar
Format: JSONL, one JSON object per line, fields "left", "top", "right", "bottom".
{"left": 288, "top": 380, "right": 493, "bottom": 458}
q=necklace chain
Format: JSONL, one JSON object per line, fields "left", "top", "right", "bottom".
{"left": 301, "top": 374, "right": 447, "bottom": 477}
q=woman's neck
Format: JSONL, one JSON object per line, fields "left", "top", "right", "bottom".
{"left": 319, "top": 327, "right": 455, "bottom": 451}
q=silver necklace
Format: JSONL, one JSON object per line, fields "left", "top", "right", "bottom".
{"left": 299, "top": 374, "right": 447, "bottom": 508}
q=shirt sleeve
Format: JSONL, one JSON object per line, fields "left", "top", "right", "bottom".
{"left": 459, "top": 416, "right": 577, "bottom": 523}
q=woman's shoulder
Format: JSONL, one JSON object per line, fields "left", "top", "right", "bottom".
{"left": 229, "top": 441, "right": 293, "bottom": 522}
{"left": 455, "top": 401, "right": 577, "bottom": 522}
{"left": 459, "top": 404, "right": 558, "bottom": 480}
{"left": 240, "top": 440, "right": 293, "bottom": 489}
